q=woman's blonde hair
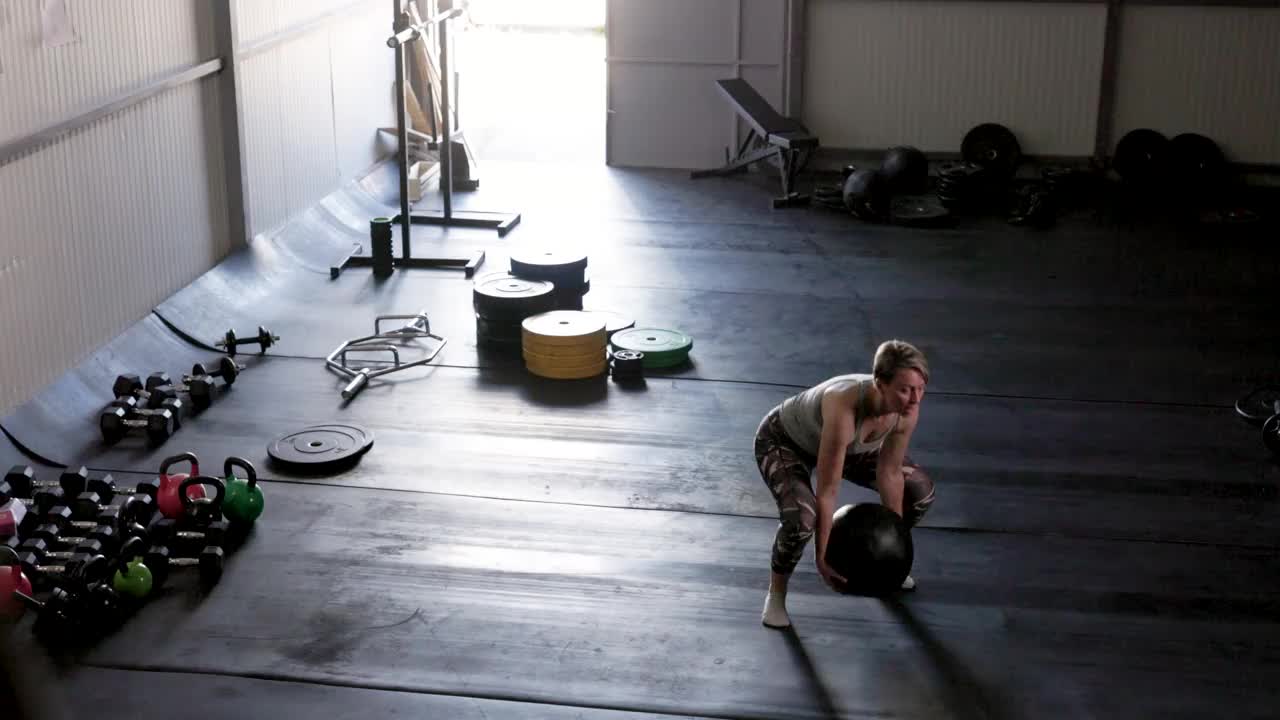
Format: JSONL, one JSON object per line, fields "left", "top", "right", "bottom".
{"left": 872, "top": 340, "right": 930, "bottom": 384}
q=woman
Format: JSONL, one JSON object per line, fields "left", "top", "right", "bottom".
{"left": 754, "top": 340, "right": 934, "bottom": 629}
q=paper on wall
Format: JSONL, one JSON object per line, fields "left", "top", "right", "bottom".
{"left": 41, "top": 0, "right": 78, "bottom": 48}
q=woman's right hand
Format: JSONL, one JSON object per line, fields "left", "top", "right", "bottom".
{"left": 816, "top": 556, "right": 847, "bottom": 592}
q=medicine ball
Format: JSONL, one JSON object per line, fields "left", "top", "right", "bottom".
{"left": 879, "top": 146, "right": 929, "bottom": 195}
{"left": 825, "top": 503, "right": 913, "bottom": 595}
{"left": 842, "top": 169, "right": 890, "bottom": 221}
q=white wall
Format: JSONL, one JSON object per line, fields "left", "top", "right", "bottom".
{"left": 803, "top": 0, "right": 1105, "bottom": 156}
{"left": 802, "top": 0, "right": 1280, "bottom": 165}
{"left": 0, "top": 0, "right": 398, "bottom": 416}
{"left": 233, "top": 0, "right": 397, "bottom": 240}
{"left": 1111, "top": 6, "right": 1280, "bottom": 165}
{"left": 0, "top": 0, "right": 230, "bottom": 416}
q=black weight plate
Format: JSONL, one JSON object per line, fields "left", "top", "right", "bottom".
{"left": 1264, "top": 414, "right": 1280, "bottom": 458}
{"left": 473, "top": 273, "right": 556, "bottom": 315}
{"left": 1169, "top": 133, "right": 1227, "bottom": 188}
{"left": 1235, "top": 386, "right": 1280, "bottom": 426}
{"left": 509, "top": 248, "right": 589, "bottom": 284}
{"left": 268, "top": 423, "right": 373, "bottom": 473}
{"left": 1113, "top": 128, "right": 1169, "bottom": 185}
{"left": 961, "top": 124, "right": 1021, "bottom": 178}
{"left": 890, "top": 195, "right": 951, "bottom": 227}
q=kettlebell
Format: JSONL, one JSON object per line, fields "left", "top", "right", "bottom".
{"left": 112, "top": 536, "right": 153, "bottom": 600}
{"left": 223, "top": 456, "right": 264, "bottom": 526}
{"left": 179, "top": 474, "right": 226, "bottom": 525}
{"left": 1, "top": 547, "right": 34, "bottom": 622}
{"left": 157, "top": 452, "right": 206, "bottom": 519}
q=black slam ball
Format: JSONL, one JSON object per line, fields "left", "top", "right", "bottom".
{"left": 825, "top": 503, "right": 914, "bottom": 595}
{"left": 879, "top": 146, "right": 930, "bottom": 195}
{"left": 842, "top": 169, "right": 890, "bottom": 221}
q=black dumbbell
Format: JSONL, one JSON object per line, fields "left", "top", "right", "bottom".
{"left": 189, "top": 356, "right": 244, "bottom": 387}
{"left": 144, "top": 544, "right": 225, "bottom": 590}
{"left": 1, "top": 467, "right": 69, "bottom": 515}
{"left": 72, "top": 491, "right": 155, "bottom": 527}
{"left": 19, "top": 537, "right": 104, "bottom": 567}
{"left": 112, "top": 374, "right": 182, "bottom": 410}
{"left": 16, "top": 546, "right": 101, "bottom": 589}
{"left": 216, "top": 326, "right": 278, "bottom": 357}
{"left": 100, "top": 405, "right": 176, "bottom": 445}
{"left": 30, "top": 521, "right": 120, "bottom": 556}
{"left": 43, "top": 502, "right": 132, "bottom": 538}
{"left": 150, "top": 517, "right": 228, "bottom": 551}
{"left": 83, "top": 471, "right": 161, "bottom": 504}
{"left": 145, "top": 372, "right": 214, "bottom": 411}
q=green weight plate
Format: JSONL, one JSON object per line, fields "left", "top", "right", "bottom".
{"left": 610, "top": 328, "right": 692, "bottom": 368}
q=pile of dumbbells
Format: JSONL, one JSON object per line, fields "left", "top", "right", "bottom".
{"left": 101, "top": 356, "right": 244, "bottom": 446}
{"left": 1, "top": 457, "right": 264, "bottom": 644}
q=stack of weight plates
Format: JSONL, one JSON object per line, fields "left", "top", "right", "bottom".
{"left": 474, "top": 272, "right": 557, "bottom": 349}
{"left": 609, "top": 327, "right": 693, "bottom": 369}
{"left": 509, "top": 247, "right": 591, "bottom": 311}
{"left": 522, "top": 311, "right": 609, "bottom": 379}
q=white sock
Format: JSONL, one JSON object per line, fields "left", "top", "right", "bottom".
{"left": 762, "top": 590, "right": 791, "bottom": 628}
{"left": 901, "top": 575, "right": 916, "bottom": 591}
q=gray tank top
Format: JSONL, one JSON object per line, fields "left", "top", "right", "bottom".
{"left": 777, "top": 373, "right": 896, "bottom": 457}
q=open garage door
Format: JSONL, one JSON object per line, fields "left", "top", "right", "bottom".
{"left": 606, "top": 0, "right": 794, "bottom": 169}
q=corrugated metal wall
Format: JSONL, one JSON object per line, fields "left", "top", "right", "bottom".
{"left": 0, "top": 80, "right": 230, "bottom": 415}
{"left": 803, "top": 0, "right": 1106, "bottom": 156}
{"left": 0, "top": 1, "right": 227, "bottom": 415}
{"left": 1111, "top": 6, "right": 1280, "bottom": 164}
{"left": 234, "top": 0, "right": 394, "bottom": 239}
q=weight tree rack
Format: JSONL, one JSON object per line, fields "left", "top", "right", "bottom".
{"left": 331, "top": 0, "right": 520, "bottom": 280}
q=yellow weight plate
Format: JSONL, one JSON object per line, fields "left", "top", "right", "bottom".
{"left": 521, "top": 311, "right": 607, "bottom": 347}
{"left": 525, "top": 356, "right": 607, "bottom": 379}
{"left": 522, "top": 346, "right": 607, "bottom": 368}
{"left": 521, "top": 334, "right": 606, "bottom": 358}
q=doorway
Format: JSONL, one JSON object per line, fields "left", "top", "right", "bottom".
{"left": 454, "top": 1, "right": 607, "bottom": 165}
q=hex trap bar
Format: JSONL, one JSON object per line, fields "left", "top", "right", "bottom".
{"left": 325, "top": 311, "right": 446, "bottom": 400}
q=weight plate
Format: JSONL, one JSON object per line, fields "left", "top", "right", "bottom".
{"left": 1113, "top": 128, "right": 1169, "bottom": 185}
{"left": 476, "top": 315, "right": 522, "bottom": 345}
{"left": 1264, "top": 414, "right": 1280, "bottom": 458}
{"left": 268, "top": 423, "right": 373, "bottom": 472}
{"left": 521, "top": 310, "right": 607, "bottom": 347}
{"left": 523, "top": 346, "right": 606, "bottom": 367}
{"left": 509, "top": 247, "right": 589, "bottom": 277}
{"left": 473, "top": 273, "right": 556, "bottom": 314}
{"left": 1235, "top": 386, "right": 1280, "bottom": 426}
{"left": 1169, "top": 133, "right": 1227, "bottom": 189}
{"left": 961, "top": 123, "right": 1021, "bottom": 178}
{"left": 526, "top": 356, "right": 607, "bottom": 380}
{"left": 610, "top": 328, "right": 693, "bottom": 368}
{"left": 890, "top": 195, "right": 951, "bottom": 227}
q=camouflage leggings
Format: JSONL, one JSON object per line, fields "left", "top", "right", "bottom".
{"left": 755, "top": 407, "right": 935, "bottom": 575}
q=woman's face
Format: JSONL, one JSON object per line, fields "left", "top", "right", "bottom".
{"left": 884, "top": 369, "right": 926, "bottom": 415}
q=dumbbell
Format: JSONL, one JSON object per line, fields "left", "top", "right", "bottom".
{"left": 81, "top": 471, "right": 161, "bottom": 504}
{"left": 43, "top": 501, "right": 134, "bottom": 538}
{"left": 147, "top": 372, "right": 215, "bottom": 411}
{"left": 29, "top": 520, "right": 120, "bottom": 556}
{"left": 100, "top": 405, "right": 176, "bottom": 445}
{"left": 15, "top": 545, "right": 102, "bottom": 589}
{"left": 19, "top": 537, "right": 104, "bottom": 570}
{"left": 216, "top": 325, "right": 279, "bottom": 356}
{"left": 2, "top": 465, "right": 79, "bottom": 514}
{"left": 112, "top": 373, "right": 183, "bottom": 410}
{"left": 150, "top": 517, "right": 228, "bottom": 551}
{"left": 144, "top": 544, "right": 225, "bottom": 590}
{"left": 12, "top": 557, "right": 124, "bottom": 639}
{"left": 188, "top": 356, "right": 245, "bottom": 387}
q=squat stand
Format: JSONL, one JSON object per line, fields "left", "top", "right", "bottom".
{"left": 331, "top": 0, "right": 519, "bottom": 280}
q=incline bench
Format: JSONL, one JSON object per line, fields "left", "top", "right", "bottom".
{"left": 691, "top": 78, "right": 819, "bottom": 208}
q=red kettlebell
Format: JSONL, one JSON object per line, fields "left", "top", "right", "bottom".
{"left": 1, "top": 547, "right": 34, "bottom": 622}
{"left": 156, "top": 452, "right": 206, "bottom": 519}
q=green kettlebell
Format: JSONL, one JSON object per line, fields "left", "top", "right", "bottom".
{"left": 223, "top": 456, "right": 264, "bottom": 526}
{"left": 112, "top": 537, "right": 153, "bottom": 599}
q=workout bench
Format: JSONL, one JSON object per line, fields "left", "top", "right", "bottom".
{"left": 691, "top": 78, "right": 819, "bottom": 208}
